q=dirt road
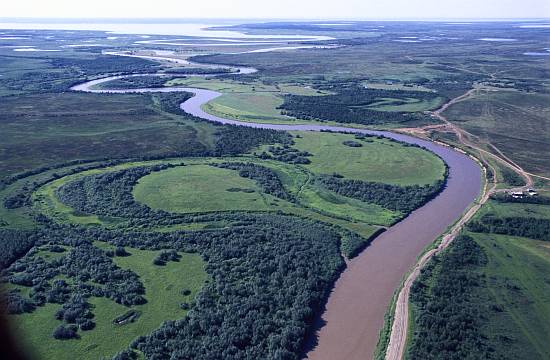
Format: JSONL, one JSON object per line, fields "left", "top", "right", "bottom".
{"left": 384, "top": 87, "right": 535, "bottom": 360}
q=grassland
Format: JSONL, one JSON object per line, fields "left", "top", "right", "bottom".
{"left": 291, "top": 132, "right": 446, "bottom": 185}
{"left": 406, "top": 193, "right": 550, "bottom": 359}
{"left": 4, "top": 23, "right": 548, "bottom": 360}
{"left": 443, "top": 90, "right": 550, "bottom": 177}
{"left": 166, "top": 76, "right": 325, "bottom": 124}
{"left": 472, "top": 232, "right": 550, "bottom": 360}
{"left": 0, "top": 92, "right": 215, "bottom": 179}
{"left": 26, "top": 128, "right": 446, "bottom": 232}
{"left": 368, "top": 96, "right": 444, "bottom": 112}
{"left": 477, "top": 199, "right": 550, "bottom": 220}
{"left": 10, "top": 247, "right": 207, "bottom": 360}
{"left": 134, "top": 164, "right": 274, "bottom": 212}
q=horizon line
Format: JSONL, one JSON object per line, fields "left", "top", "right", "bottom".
{"left": 1, "top": 17, "right": 550, "bottom": 22}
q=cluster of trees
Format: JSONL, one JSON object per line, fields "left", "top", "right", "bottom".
{"left": 153, "top": 250, "right": 180, "bottom": 266}
{"left": 52, "top": 324, "right": 79, "bottom": 340}
{"left": 278, "top": 86, "right": 439, "bottom": 125}
{"left": 424, "top": 73, "right": 485, "bottom": 98}
{"left": 3, "top": 159, "right": 127, "bottom": 209}
{"left": 257, "top": 145, "right": 312, "bottom": 164}
{"left": 214, "top": 125, "right": 293, "bottom": 156}
{"left": 342, "top": 140, "right": 363, "bottom": 147}
{"left": 155, "top": 92, "right": 194, "bottom": 116}
{"left": 50, "top": 56, "right": 160, "bottom": 77}
{"left": 340, "top": 228, "right": 385, "bottom": 259}
{"left": 98, "top": 76, "right": 176, "bottom": 90}
{"left": 0, "top": 229, "right": 36, "bottom": 269}
{"left": 165, "top": 67, "right": 233, "bottom": 75}
{"left": 0, "top": 158, "right": 101, "bottom": 187}
{"left": 6, "top": 241, "right": 146, "bottom": 309}
{"left": 2, "top": 209, "right": 346, "bottom": 357}
{"left": 56, "top": 164, "right": 179, "bottom": 219}
{"left": 0, "top": 67, "right": 84, "bottom": 94}
{"left": 129, "top": 215, "right": 344, "bottom": 359}
{"left": 4, "top": 289, "right": 36, "bottom": 314}
{"left": 55, "top": 294, "right": 95, "bottom": 332}
{"left": 467, "top": 215, "right": 550, "bottom": 241}
{"left": 316, "top": 174, "right": 446, "bottom": 213}
{"left": 408, "top": 235, "right": 494, "bottom": 359}
{"left": 0, "top": 54, "right": 160, "bottom": 95}
{"left": 214, "top": 162, "right": 294, "bottom": 202}
{"left": 500, "top": 168, "right": 525, "bottom": 186}
{"left": 491, "top": 193, "right": 550, "bottom": 205}
{"left": 2, "top": 235, "right": 148, "bottom": 340}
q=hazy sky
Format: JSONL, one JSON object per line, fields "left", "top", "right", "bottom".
{"left": 3, "top": 0, "right": 550, "bottom": 19}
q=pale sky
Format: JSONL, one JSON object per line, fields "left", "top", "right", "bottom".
{"left": 2, "top": 0, "right": 550, "bottom": 19}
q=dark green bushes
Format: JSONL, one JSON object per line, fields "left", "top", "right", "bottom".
{"left": 501, "top": 168, "right": 525, "bottom": 186}
{"left": 340, "top": 228, "right": 385, "bottom": 259}
{"left": 214, "top": 162, "right": 294, "bottom": 202}
{"left": 0, "top": 229, "right": 37, "bottom": 269}
{"left": 214, "top": 125, "right": 293, "bottom": 156}
{"left": 467, "top": 215, "right": 550, "bottom": 241}
{"left": 278, "top": 87, "right": 439, "bottom": 125}
{"left": 491, "top": 193, "right": 550, "bottom": 205}
{"left": 316, "top": 174, "right": 446, "bottom": 213}
{"left": 258, "top": 145, "right": 312, "bottom": 164}
{"left": 408, "top": 235, "right": 492, "bottom": 359}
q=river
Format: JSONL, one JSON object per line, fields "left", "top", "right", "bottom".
{"left": 71, "top": 58, "right": 481, "bottom": 360}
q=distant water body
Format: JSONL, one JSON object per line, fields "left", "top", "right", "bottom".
{"left": 0, "top": 21, "right": 331, "bottom": 40}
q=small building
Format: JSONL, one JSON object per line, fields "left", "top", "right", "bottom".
{"left": 510, "top": 191, "right": 525, "bottom": 198}
{"left": 527, "top": 188, "right": 538, "bottom": 196}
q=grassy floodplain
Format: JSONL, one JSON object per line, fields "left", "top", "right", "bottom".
{"left": 0, "top": 92, "right": 215, "bottom": 179}
{"left": 9, "top": 247, "right": 207, "bottom": 360}
{"left": 475, "top": 232, "right": 550, "bottom": 360}
{"left": 442, "top": 90, "right": 550, "bottom": 177}
{"left": 166, "top": 76, "right": 326, "bottom": 124}
{"left": 25, "top": 130, "right": 447, "bottom": 236}
{"left": 3, "top": 21, "right": 547, "bottom": 360}
{"left": 134, "top": 164, "right": 273, "bottom": 212}
{"left": 291, "top": 132, "right": 446, "bottom": 185}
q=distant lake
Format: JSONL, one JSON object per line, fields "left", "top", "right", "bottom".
{"left": 478, "top": 38, "right": 517, "bottom": 42}
{"left": 0, "top": 20, "right": 331, "bottom": 40}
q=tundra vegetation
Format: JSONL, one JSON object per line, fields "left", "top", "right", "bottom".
{"left": 1, "top": 21, "right": 548, "bottom": 360}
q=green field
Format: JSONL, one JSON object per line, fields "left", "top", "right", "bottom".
{"left": 10, "top": 247, "right": 207, "bottom": 360}
{"left": 4, "top": 23, "right": 548, "bottom": 360}
{"left": 203, "top": 92, "right": 289, "bottom": 122}
{"left": 291, "top": 132, "right": 446, "bottom": 185}
{"left": 443, "top": 90, "right": 550, "bottom": 177}
{"left": 134, "top": 164, "right": 275, "bottom": 213}
{"left": 407, "top": 192, "right": 550, "bottom": 359}
{"left": 368, "top": 96, "right": 444, "bottom": 112}
{"left": 473, "top": 232, "right": 550, "bottom": 360}
{"left": 166, "top": 76, "right": 326, "bottom": 124}
{"left": 478, "top": 199, "right": 550, "bottom": 220}
{"left": 0, "top": 92, "right": 215, "bottom": 179}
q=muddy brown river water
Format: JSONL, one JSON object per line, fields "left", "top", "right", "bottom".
{"left": 72, "top": 67, "right": 481, "bottom": 359}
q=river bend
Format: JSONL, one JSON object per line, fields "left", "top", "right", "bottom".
{"left": 71, "top": 62, "right": 481, "bottom": 360}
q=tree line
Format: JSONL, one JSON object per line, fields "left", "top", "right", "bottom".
{"left": 278, "top": 86, "right": 440, "bottom": 125}
{"left": 467, "top": 214, "right": 550, "bottom": 241}
{"left": 213, "top": 162, "right": 295, "bottom": 202}
{"left": 316, "top": 173, "right": 446, "bottom": 213}
{"left": 408, "top": 234, "right": 494, "bottom": 359}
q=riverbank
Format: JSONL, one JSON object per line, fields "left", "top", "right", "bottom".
{"left": 71, "top": 56, "right": 482, "bottom": 360}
